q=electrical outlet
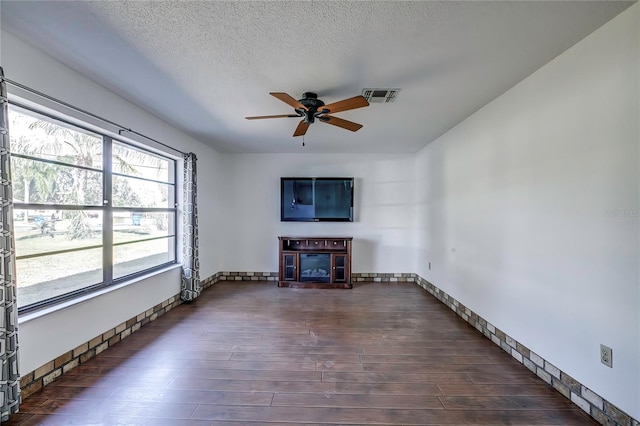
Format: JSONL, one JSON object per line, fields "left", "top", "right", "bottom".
{"left": 600, "top": 344, "right": 613, "bottom": 368}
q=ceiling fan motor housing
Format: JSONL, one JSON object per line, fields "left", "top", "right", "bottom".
{"left": 298, "top": 92, "right": 326, "bottom": 123}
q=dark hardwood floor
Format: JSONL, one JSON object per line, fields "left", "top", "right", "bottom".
{"left": 6, "top": 282, "right": 596, "bottom": 425}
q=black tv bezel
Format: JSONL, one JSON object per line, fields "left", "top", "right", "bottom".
{"left": 280, "top": 177, "right": 354, "bottom": 222}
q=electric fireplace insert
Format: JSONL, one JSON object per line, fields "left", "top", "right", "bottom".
{"left": 299, "top": 253, "right": 331, "bottom": 283}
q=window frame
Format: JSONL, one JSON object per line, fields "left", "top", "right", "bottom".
{"left": 9, "top": 100, "right": 179, "bottom": 314}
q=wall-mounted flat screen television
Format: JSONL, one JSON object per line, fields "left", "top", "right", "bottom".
{"left": 281, "top": 177, "right": 354, "bottom": 222}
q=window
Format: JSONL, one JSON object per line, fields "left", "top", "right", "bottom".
{"left": 9, "top": 104, "right": 177, "bottom": 312}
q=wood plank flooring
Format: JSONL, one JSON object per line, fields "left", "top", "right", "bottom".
{"left": 6, "top": 282, "right": 597, "bottom": 425}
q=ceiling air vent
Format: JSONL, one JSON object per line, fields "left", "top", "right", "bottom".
{"left": 361, "top": 88, "right": 400, "bottom": 103}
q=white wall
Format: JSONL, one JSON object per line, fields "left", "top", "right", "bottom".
{"left": 1, "top": 30, "right": 226, "bottom": 373}
{"left": 414, "top": 4, "right": 639, "bottom": 418}
{"left": 218, "top": 153, "right": 416, "bottom": 274}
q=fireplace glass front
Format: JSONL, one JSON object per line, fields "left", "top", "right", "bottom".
{"left": 299, "top": 253, "right": 331, "bottom": 283}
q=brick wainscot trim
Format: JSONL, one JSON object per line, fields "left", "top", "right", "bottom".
{"left": 413, "top": 274, "right": 638, "bottom": 426}
{"left": 19, "top": 271, "right": 639, "bottom": 426}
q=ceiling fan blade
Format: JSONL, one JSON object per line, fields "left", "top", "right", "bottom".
{"left": 320, "top": 115, "right": 363, "bottom": 132}
{"left": 320, "top": 95, "right": 369, "bottom": 114}
{"left": 245, "top": 114, "right": 301, "bottom": 120}
{"left": 270, "top": 92, "right": 306, "bottom": 110}
{"left": 293, "top": 120, "right": 310, "bottom": 137}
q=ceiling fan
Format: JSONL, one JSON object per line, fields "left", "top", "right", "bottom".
{"left": 245, "top": 92, "right": 369, "bottom": 137}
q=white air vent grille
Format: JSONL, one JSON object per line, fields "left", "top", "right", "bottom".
{"left": 362, "top": 88, "right": 400, "bottom": 103}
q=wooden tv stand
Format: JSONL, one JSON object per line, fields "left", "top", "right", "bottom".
{"left": 278, "top": 236, "right": 352, "bottom": 289}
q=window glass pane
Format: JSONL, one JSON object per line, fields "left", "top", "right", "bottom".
{"left": 113, "top": 237, "right": 175, "bottom": 279}
{"left": 11, "top": 157, "right": 103, "bottom": 206}
{"left": 9, "top": 104, "right": 178, "bottom": 313}
{"left": 9, "top": 106, "right": 103, "bottom": 169}
{"left": 113, "top": 142, "right": 173, "bottom": 183}
{"left": 113, "top": 176, "right": 174, "bottom": 208}
{"left": 16, "top": 248, "right": 103, "bottom": 308}
{"left": 113, "top": 212, "right": 175, "bottom": 242}
{"left": 14, "top": 209, "right": 103, "bottom": 257}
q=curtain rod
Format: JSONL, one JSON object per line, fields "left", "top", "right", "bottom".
{"left": 1, "top": 76, "right": 187, "bottom": 156}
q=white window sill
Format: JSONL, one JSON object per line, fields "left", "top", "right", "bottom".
{"left": 18, "top": 264, "right": 182, "bottom": 324}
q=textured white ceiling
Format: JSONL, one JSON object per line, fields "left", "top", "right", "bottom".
{"left": 0, "top": 1, "right": 634, "bottom": 153}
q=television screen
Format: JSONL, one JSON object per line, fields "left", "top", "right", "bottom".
{"left": 281, "top": 177, "right": 354, "bottom": 222}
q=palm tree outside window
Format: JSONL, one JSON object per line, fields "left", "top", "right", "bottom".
{"left": 8, "top": 103, "right": 177, "bottom": 312}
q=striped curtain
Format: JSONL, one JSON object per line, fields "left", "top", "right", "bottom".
{"left": 180, "top": 152, "right": 201, "bottom": 301}
{"left": 0, "top": 67, "right": 21, "bottom": 421}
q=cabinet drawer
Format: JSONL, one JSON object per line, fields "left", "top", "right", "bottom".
{"left": 288, "top": 239, "right": 326, "bottom": 249}
{"left": 328, "top": 239, "right": 347, "bottom": 248}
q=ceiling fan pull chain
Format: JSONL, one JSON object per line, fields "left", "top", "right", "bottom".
{"left": 302, "top": 135, "right": 305, "bottom": 147}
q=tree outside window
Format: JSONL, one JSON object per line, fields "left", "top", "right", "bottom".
{"left": 9, "top": 104, "right": 177, "bottom": 311}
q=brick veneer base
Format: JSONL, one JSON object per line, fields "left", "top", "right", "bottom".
{"left": 352, "top": 272, "right": 415, "bottom": 283}
{"left": 206, "top": 271, "right": 417, "bottom": 285}
{"left": 413, "top": 274, "right": 638, "bottom": 426}
{"left": 18, "top": 271, "right": 639, "bottom": 426}
{"left": 18, "top": 272, "right": 276, "bottom": 398}
{"left": 20, "top": 293, "right": 184, "bottom": 398}
{"left": 207, "top": 271, "right": 279, "bottom": 283}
